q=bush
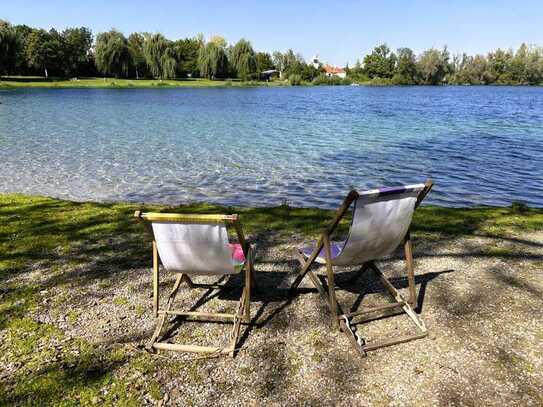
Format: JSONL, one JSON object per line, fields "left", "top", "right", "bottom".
{"left": 391, "top": 73, "right": 415, "bottom": 85}
{"left": 347, "top": 72, "right": 370, "bottom": 83}
{"left": 366, "top": 77, "right": 394, "bottom": 86}
{"left": 312, "top": 74, "right": 352, "bottom": 86}
{"left": 288, "top": 74, "right": 302, "bottom": 86}
{"left": 511, "top": 201, "right": 529, "bottom": 214}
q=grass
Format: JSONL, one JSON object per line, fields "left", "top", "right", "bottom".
{"left": 0, "top": 76, "right": 286, "bottom": 89}
{"left": 0, "top": 192, "right": 542, "bottom": 405}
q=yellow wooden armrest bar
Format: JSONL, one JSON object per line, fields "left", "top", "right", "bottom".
{"left": 134, "top": 211, "right": 239, "bottom": 223}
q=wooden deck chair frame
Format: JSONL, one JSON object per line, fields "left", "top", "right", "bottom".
{"left": 134, "top": 212, "right": 256, "bottom": 357}
{"left": 291, "top": 180, "right": 433, "bottom": 356}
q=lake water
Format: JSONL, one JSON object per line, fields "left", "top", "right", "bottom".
{"left": 1, "top": 86, "right": 542, "bottom": 208}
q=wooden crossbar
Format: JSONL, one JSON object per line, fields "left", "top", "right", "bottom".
{"left": 134, "top": 211, "right": 239, "bottom": 224}
{"left": 152, "top": 342, "right": 227, "bottom": 354}
{"left": 157, "top": 310, "right": 237, "bottom": 320}
{"left": 342, "top": 301, "right": 405, "bottom": 319}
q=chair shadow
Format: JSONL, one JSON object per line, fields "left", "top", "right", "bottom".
{"left": 157, "top": 266, "right": 453, "bottom": 352}
{"left": 333, "top": 267, "right": 455, "bottom": 314}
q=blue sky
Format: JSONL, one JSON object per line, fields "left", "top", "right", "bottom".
{"left": 3, "top": 0, "right": 543, "bottom": 65}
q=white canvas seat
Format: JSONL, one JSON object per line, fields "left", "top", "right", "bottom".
{"left": 151, "top": 222, "right": 246, "bottom": 275}
{"left": 292, "top": 180, "right": 433, "bottom": 356}
{"left": 134, "top": 212, "right": 256, "bottom": 357}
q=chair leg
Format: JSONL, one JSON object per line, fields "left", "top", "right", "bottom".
{"left": 323, "top": 236, "right": 339, "bottom": 330}
{"left": 244, "top": 261, "right": 252, "bottom": 323}
{"left": 229, "top": 284, "right": 248, "bottom": 357}
{"left": 152, "top": 241, "right": 159, "bottom": 318}
{"left": 404, "top": 235, "right": 417, "bottom": 308}
{"left": 293, "top": 251, "right": 328, "bottom": 299}
{"left": 147, "top": 273, "right": 183, "bottom": 350}
{"left": 290, "top": 249, "right": 314, "bottom": 292}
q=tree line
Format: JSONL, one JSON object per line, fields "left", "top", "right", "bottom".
{"left": 1, "top": 20, "right": 543, "bottom": 85}
{"left": 349, "top": 43, "right": 543, "bottom": 85}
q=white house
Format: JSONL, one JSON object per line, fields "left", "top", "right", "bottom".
{"left": 323, "top": 65, "right": 347, "bottom": 79}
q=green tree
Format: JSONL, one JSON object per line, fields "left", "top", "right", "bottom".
{"left": 487, "top": 48, "right": 513, "bottom": 84}
{"left": 94, "top": 29, "right": 131, "bottom": 78}
{"left": 255, "top": 52, "right": 274, "bottom": 73}
{"left": 127, "top": 33, "right": 146, "bottom": 79}
{"left": 172, "top": 36, "right": 202, "bottom": 77}
{"left": 452, "top": 53, "right": 489, "bottom": 84}
{"left": 417, "top": 47, "right": 450, "bottom": 85}
{"left": 363, "top": 44, "right": 397, "bottom": 79}
{"left": 394, "top": 47, "right": 417, "bottom": 84}
{"left": 142, "top": 33, "right": 177, "bottom": 79}
{"left": 510, "top": 43, "right": 528, "bottom": 84}
{"left": 25, "top": 29, "right": 65, "bottom": 77}
{"left": 0, "top": 20, "right": 20, "bottom": 75}
{"left": 524, "top": 45, "right": 543, "bottom": 85}
{"left": 12, "top": 24, "right": 33, "bottom": 74}
{"left": 509, "top": 43, "right": 543, "bottom": 85}
{"left": 230, "top": 38, "right": 257, "bottom": 80}
{"left": 208, "top": 35, "right": 227, "bottom": 49}
{"left": 62, "top": 27, "right": 92, "bottom": 76}
{"left": 273, "top": 49, "right": 304, "bottom": 79}
{"left": 198, "top": 41, "right": 228, "bottom": 79}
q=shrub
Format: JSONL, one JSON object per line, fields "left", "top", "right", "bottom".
{"left": 511, "top": 201, "right": 529, "bottom": 214}
{"left": 312, "top": 74, "right": 352, "bottom": 86}
{"left": 288, "top": 74, "right": 302, "bottom": 86}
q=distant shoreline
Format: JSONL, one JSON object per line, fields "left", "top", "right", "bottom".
{"left": 0, "top": 77, "right": 288, "bottom": 89}
{"left": 2, "top": 77, "right": 542, "bottom": 89}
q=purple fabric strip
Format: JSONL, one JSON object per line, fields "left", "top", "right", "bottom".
{"left": 378, "top": 186, "right": 408, "bottom": 195}
{"left": 302, "top": 242, "right": 344, "bottom": 260}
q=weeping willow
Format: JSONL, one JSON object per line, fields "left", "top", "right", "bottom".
{"left": 95, "top": 30, "right": 131, "bottom": 78}
{"left": 143, "top": 33, "right": 177, "bottom": 79}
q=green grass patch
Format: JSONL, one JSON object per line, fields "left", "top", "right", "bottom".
{"left": 113, "top": 296, "right": 128, "bottom": 306}
{"left": 0, "top": 76, "right": 287, "bottom": 89}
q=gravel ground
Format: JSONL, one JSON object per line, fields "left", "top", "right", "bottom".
{"left": 5, "top": 230, "right": 543, "bottom": 406}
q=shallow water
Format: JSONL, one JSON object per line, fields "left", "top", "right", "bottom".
{"left": 0, "top": 86, "right": 542, "bottom": 208}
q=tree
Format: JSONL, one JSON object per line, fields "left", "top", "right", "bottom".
{"left": 394, "top": 47, "right": 417, "bottom": 84}
{"left": 363, "top": 44, "right": 397, "bottom": 79}
{"left": 94, "top": 30, "right": 131, "bottom": 78}
{"left": 0, "top": 20, "right": 20, "bottom": 75}
{"left": 452, "top": 53, "right": 489, "bottom": 84}
{"left": 273, "top": 49, "right": 302, "bottom": 78}
{"left": 208, "top": 35, "right": 227, "bottom": 49}
{"left": 417, "top": 47, "right": 450, "bottom": 85}
{"left": 142, "top": 33, "right": 177, "bottom": 79}
{"left": 13, "top": 24, "right": 33, "bottom": 75}
{"left": 487, "top": 48, "right": 513, "bottom": 84}
{"left": 172, "top": 36, "right": 202, "bottom": 77}
{"left": 255, "top": 52, "right": 274, "bottom": 73}
{"left": 230, "top": 38, "right": 256, "bottom": 80}
{"left": 62, "top": 27, "right": 92, "bottom": 76}
{"left": 25, "top": 29, "right": 65, "bottom": 78}
{"left": 128, "top": 33, "right": 146, "bottom": 79}
{"left": 524, "top": 45, "right": 543, "bottom": 85}
{"left": 198, "top": 41, "right": 228, "bottom": 79}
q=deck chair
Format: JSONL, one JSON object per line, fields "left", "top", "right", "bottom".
{"left": 134, "top": 212, "right": 256, "bottom": 357}
{"left": 291, "top": 180, "right": 433, "bottom": 356}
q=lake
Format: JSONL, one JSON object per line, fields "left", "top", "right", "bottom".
{"left": 1, "top": 86, "right": 542, "bottom": 208}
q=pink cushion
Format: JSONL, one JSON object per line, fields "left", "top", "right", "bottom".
{"left": 229, "top": 243, "right": 246, "bottom": 267}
